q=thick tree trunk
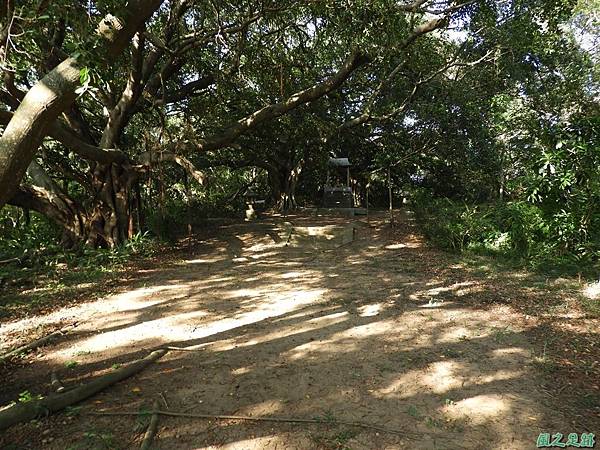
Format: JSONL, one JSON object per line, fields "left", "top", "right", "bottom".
{"left": 268, "top": 162, "right": 302, "bottom": 211}
{"left": 10, "top": 161, "right": 138, "bottom": 248}
{"left": 0, "top": 0, "right": 164, "bottom": 208}
{"left": 86, "top": 163, "right": 137, "bottom": 247}
{"left": 0, "top": 58, "right": 80, "bottom": 206}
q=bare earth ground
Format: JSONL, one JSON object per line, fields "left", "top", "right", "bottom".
{"left": 1, "top": 210, "right": 598, "bottom": 449}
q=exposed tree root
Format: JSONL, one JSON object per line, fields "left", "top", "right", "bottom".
{"left": 88, "top": 409, "right": 410, "bottom": 436}
{"left": 0, "top": 349, "right": 167, "bottom": 431}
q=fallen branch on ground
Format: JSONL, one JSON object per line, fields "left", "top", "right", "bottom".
{"left": 87, "top": 409, "right": 409, "bottom": 436}
{"left": 0, "top": 256, "right": 21, "bottom": 265}
{"left": 161, "top": 345, "right": 207, "bottom": 352}
{"left": 140, "top": 400, "right": 160, "bottom": 450}
{"left": 0, "top": 323, "right": 77, "bottom": 363}
{"left": 0, "top": 349, "right": 167, "bottom": 431}
{"left": 50, "top": 371, "right": 65, "bottom": 393}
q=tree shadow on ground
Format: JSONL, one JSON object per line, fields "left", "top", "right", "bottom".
{"left": 0, "top": 210, "right": 598, "bottom": 449}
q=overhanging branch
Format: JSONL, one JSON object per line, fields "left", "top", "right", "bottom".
{"left": 138, "top": 150, "right": 205, "bottom": 185}
{"left": 196, "top": 50, "right": 370, "bottom": 152}
{"left": 0, "top": 110, "right": 128, "bottom": 164}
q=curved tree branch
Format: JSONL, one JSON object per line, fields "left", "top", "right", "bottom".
{"left": 196, "top": 50, "right": 371, "bottom": 152}
{"left": 138, "top": 150, "right": 205, "bottom": 185}
{"left": 0, "top": 110, "right": 128, "bottom": 164}
{"left": 0, "top": 0, "right": 165, "bottom": 207}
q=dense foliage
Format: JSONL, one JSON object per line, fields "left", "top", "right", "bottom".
{"left": 0, "top": 0, "right": 598, "bottom": 275}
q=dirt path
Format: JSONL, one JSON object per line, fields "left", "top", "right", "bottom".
{"left": 1, "top": 210, "right": 597, "bottom": 449}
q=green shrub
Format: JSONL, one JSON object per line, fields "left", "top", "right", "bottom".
{"left": 411, "top": 190, "right": 599, "bottom": 274}
{"left": 0, "top": 207, "right": 61, "bottom": 260}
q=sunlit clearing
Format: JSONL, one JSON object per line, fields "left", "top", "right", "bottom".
{"left": 447, "top": 395, "right": 510, "bottom": 424}
{"left": 202, "top": 288, "right": 327, "bottom": 351}
{"left": 358, "top": 303, "right": 382, "bottom": 317}
{"left": 286, "top": 318, "right": 396, "bottom": 360}
{"left": 0, "top": 284, "right": 188, "bottom": 342}
{"left": 583, "top": 280, "right": 600, "bottom": 299}
{"left": 54, "top": 310, "right": 208, "bottom": 357}
{"left": 116, "top": 284, "right": 187, "bottom": 306}
{"left": 53, "top": 285, "right": 326, "bottom": 358}
{"left": 422, "top": 361, "right": 465, "bottom": 393}
{"left": 238, "top": 309, "right": 354, "bottom": 349}
{"left": 385, "top": 242, "right": 420, "bottom": 249}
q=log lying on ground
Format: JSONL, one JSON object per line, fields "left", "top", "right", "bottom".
{"left": 0, "top": 349, "right": 167, "bottom": 431}
{"left": 51, "top": 371, "right": 65, "bottom": 393}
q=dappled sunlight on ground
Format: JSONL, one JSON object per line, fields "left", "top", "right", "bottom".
{"left": 385, "top": 242, "right": 421, "bottom": 249}
{"left": 449, "top": 394, "right": 510, "bottom": 423}
{"left": 1, "top": 210, "right": 597, "bottom": 449}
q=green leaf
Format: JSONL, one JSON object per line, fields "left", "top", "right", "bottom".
{"left": 79, "top": 67, "right": 90, "bottom": 85}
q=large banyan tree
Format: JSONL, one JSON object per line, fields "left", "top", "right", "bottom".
{"left": 0, "top": 0, "right": 581, "bottom": 246}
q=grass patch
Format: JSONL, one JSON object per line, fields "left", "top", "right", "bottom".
{"left": 0, "top": 233, "right": 158, "bottom": 320}
{"left": 581, "top": 297, "right": 600, "bottom": 317}
{"left": 310, "top": 429, "right": 358, "bottom": 450}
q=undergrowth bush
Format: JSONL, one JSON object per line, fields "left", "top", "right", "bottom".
{"left": 146, "top": 199, "right": 243, "bottom": 242}
{"left": 412, "top": 190, "right": 600, "bottom": 274}
{"left": 0, "top": 207, "right": 61, "bottom": 261}
{"left": 0, "top": 206, "right": 157, "bottom": 306}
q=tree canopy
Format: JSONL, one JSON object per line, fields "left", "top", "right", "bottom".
{"left": 0, "top": 0, "right": 597, "bottom": 252}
